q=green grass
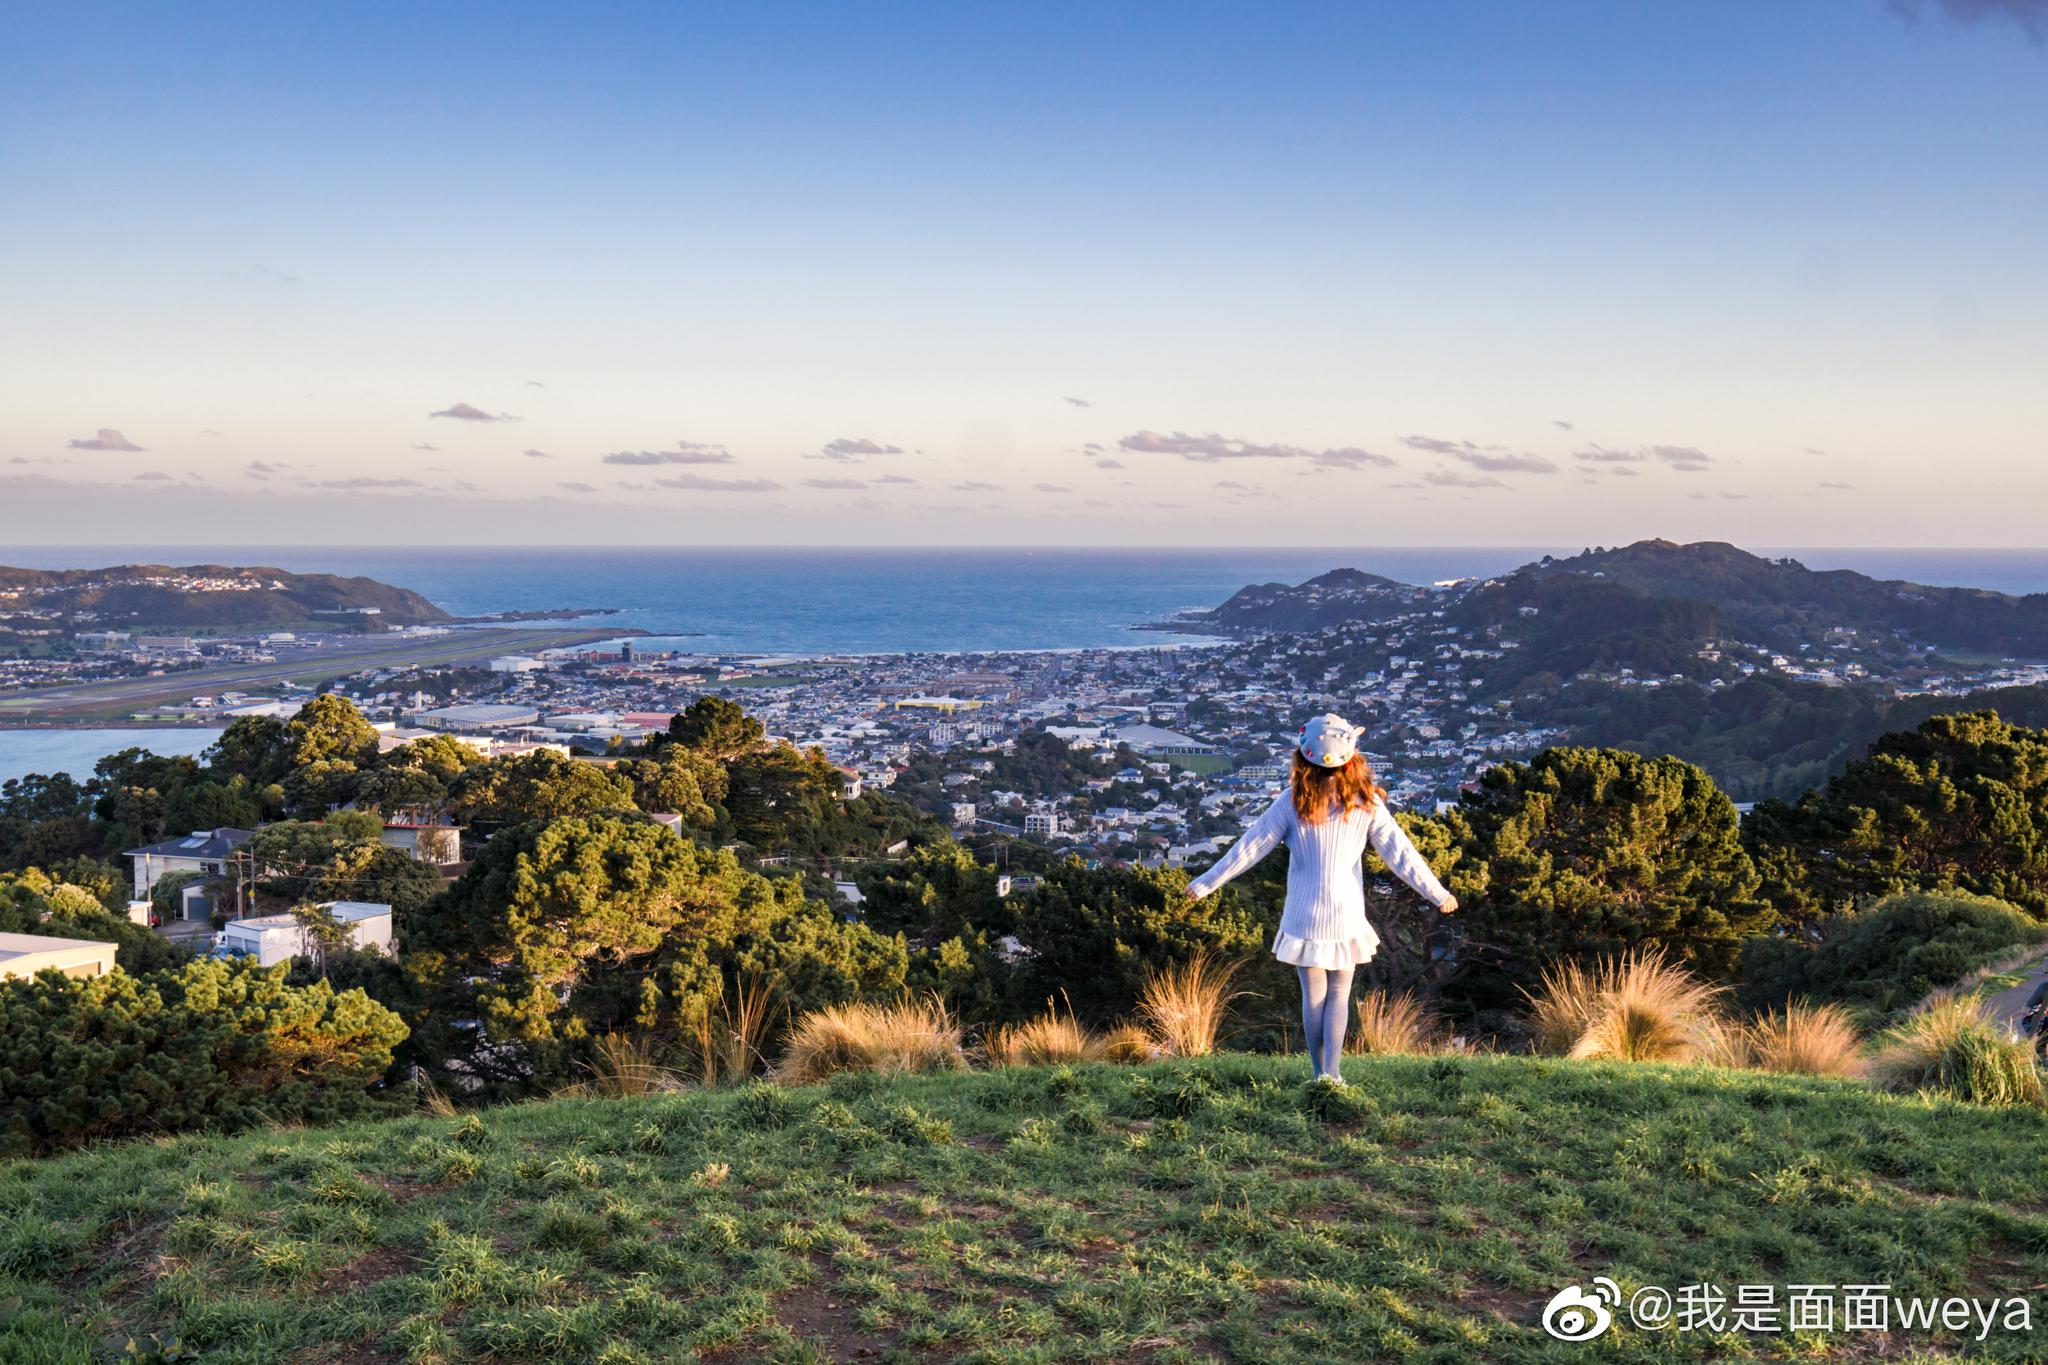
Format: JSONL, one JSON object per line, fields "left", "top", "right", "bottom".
{"left": 1158, "top": 752, "right": 1231, "bottom": 775}
{"left": 716, "top": 669, "right": 820, "bottom": 690}
{"left": 4, "top": 1053, "right": 2046, "bottom": 1362}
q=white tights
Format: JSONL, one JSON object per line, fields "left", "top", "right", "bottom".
{"left": 1297, "top": 964, "right": 1354, "bottom": 1081}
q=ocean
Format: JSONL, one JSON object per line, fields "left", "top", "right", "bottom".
{"left": 0, "top": 727, "right": 224, "bottom": 786}
{"left": 4, "top": 545, "right": 2047, "bottom": 783}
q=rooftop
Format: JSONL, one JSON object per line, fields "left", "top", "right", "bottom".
{"left": 123, "top": 827, "right": 255, "bottom": 860}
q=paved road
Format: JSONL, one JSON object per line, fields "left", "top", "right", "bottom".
{"left": 1984, "top": 952, "right": 2048, "bottom": 1038}
{"left": 0, "top": 626, "right": 628, "bottom": 721}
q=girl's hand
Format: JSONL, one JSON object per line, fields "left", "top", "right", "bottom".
{"left": 1437, "top": 895, "right": 1459, "bottom": 915}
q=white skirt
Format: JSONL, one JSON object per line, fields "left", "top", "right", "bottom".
{"left": 1272, "top": 930, "right": 1379, "bottom": 970}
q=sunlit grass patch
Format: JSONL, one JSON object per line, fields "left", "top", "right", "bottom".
{"left": 4, "top": 1051, "right": 2045, "bottom": 1362}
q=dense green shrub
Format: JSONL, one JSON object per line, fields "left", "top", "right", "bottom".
{"left": 0, "top": 957, "right": 408, "bottom": 1155}
{"left": 1440, "top": 747, "right": 1772, "bottom": 1003}
{"left": 403, "top": 814, "right": 908, "bottom": 1094}
{"left": 0, "top": 868, "right": 187, "bottom": 975}
{"left": 858, "top": 841, "right": 1269, "bottom": 1026}
{"left": 1747, "top": 711, "right": 2048, "bottom": 919}
{"left": 1739, "top": 889, "right": 2048, "bottom": 1019}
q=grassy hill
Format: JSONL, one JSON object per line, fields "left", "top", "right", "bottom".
{"left": 4, "top": 1054, "right": 2045, "bottom": 1363}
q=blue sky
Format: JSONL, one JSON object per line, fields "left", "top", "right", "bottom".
{"left": 2, "top": 1, "right": 2043, "bottom": 545}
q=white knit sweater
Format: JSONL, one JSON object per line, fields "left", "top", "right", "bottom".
{"left": 1186, "top": 792, "right": 1451, "bottom": 966}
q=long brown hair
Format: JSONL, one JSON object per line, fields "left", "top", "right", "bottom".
{"left": 1290, "top": 750, "right": 1386, "bottom": 824}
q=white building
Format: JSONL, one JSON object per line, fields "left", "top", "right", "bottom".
{"left": 214, "top": 902, "right": 394, "bottom": 968}
{"left": 381, "top": 822, "right": 463, "bottom": 865}
{"left": 417, "top": 703, "right": 543, "bottom": 730}
{"left": 0, "top": 932, "right": 118, "bottom": 982}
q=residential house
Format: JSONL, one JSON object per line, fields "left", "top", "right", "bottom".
{"left": 214, "top": 901, "right": 395, "bottom": 968}
{"left": 381, "top": 821, "right": 464, "bottom": 866}
{"left": 124, "top": 827, "right": 254, "bottom": 921}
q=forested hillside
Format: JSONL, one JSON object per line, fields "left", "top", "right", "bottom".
{"left": 0, "top": 563, "right": 451, "bottom": 631}
{"left": 1526, "top": 540, "right": 2048, "bottom": 655}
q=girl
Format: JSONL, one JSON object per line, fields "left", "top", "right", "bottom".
{"left": 1185, "top": 713, "right": 1457, "bottom": 1084}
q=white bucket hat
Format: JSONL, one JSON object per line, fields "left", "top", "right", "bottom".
{"left": 1298, "top": 713, "right": 1361, "bottom": 768}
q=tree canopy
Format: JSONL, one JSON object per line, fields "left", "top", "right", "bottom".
{"left": 446, "top": 750, "right": 635, "bottom": 828}
{"left": 664, "top": 696, "right": 764, "bottom": 760}
{"left": 1746, "top": 711, "right": 2048, "bottom": 919}
{"left": 403, "top": 814, "right": 905, "bottom": 1093}
{"left": 1441, "top": 746, "right": 1771, "bottom": 996}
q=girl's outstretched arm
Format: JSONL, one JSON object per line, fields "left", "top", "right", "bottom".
{"left": 1186, "top": 793, "right": 1288, "bottom": 899}
{"left": 1366, "top": 802, "right": 1455, "bottom": 909}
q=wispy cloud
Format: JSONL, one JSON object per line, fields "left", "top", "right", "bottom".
{"left": 245, "top": 460, "right": 299, "bottom": 479}
{"left": 1403, "top": 433, "right": 1554, "bottom": 473}
{"left": 411, "top": 442, "right": 441, "bottom": 452}
{"left": 1310, "top": 448, "right": 1398, "bottom": 469}
{"left": 429, "top": 402, "right": 515, "bottom": 421}
{"left": 1120, "top": 430, "right": 1394, "bottom": 467}
{"left": 1573, "top": 444, "right": 1645, "bottom": 463}
{"left": 1819, "top": 480, "right": 1855, "bottom": 491}
{"left": 523, "top": 448, "right": 552, "bottom": 459}
{"left": 1034, "top": 481, "right": 1073, "bottom": 493}
{"left": 806, "top": 436, "right": 905, "bottom": 462}
{"left": 1424, "top": 468, "right": 1505, "bottom": 489}
{"left": 67, "top": 428, "right": 145, "bottom": 452}
{"left": 557, "top": 481, "right": 598, "bottom": 493}
{"left": 603, "top": 440, "right": 734, "bottom": 466}
{"left": 133, "top": 470, "right": 173, "bottom": 482}
{"left": 1449, "top": 449, "right": 1556, "bottom": 474}
{"left": 952, "top": 480, "right": 1004, "bottom": 492}
{"left": 655, "top": 473, "right": 782, "bottom": 492}
{"left": 1401, "top": 434, "right": 1495, "bottom": 457}
{"left": 1064, "top": 396, "right": 1092, "bottom": 408}
{"left": 1553, "top": 419, "right": 1575, "bottom": 431}
{"left": 315, "top": 476, "right": 422, "bottom": 489}
{"left": 1652, "top": 444, "right": 1712, "bottom": 471}
{"left": 1888, "top": 0, "right": 2047, "bottom": 44}
{"left": 873, "top": 474, "right": 919, "bottom": 486}
{"left": 803, "top": 476, "right": 868, "bottom": 490}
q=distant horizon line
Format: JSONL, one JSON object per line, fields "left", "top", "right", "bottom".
{"left": 6, "top": 542, "right": 2048, "bottom": 555}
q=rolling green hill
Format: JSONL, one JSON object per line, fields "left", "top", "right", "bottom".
{"left": 3, "top": 1053, "right": 2043, "bottom": 1362}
